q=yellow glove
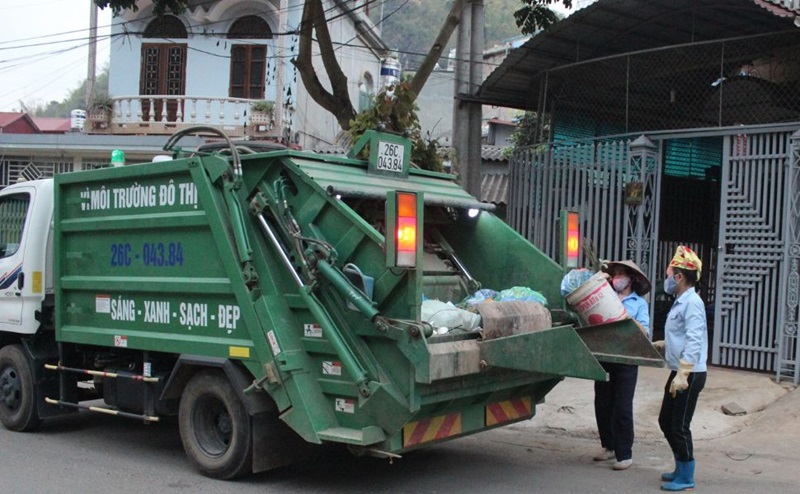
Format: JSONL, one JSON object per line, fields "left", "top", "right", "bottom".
{"left": 669, "top": 359, "right": 694, "bottom": 398}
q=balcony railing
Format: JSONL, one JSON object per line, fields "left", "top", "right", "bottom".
{"left": 87, "top": 95, "right": 279, "bottom": 139}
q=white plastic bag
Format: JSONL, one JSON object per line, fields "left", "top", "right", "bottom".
{"left": 421, "top": 299, "right": 481, "bottom": 332}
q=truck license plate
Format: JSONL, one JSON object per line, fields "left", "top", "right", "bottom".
{"left": 376, "top": 141, "right": 404, "bottom": 172}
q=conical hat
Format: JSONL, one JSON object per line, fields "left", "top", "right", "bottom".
{"left": 603, "top": 260, "right": 651, "bottom": 296}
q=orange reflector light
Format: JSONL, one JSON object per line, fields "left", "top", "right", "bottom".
{"left": 396, "top": 192, "right": 417, "bottom": 267}
{"left": 562, "top": 210, "right": 580, "bottom": 268}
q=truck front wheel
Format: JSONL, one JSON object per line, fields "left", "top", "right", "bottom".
{"left": 0, "top": 344, "right": 42, "bottom": 432}
{"left": 179, "top": 371, "right": 253, "bottom": 479}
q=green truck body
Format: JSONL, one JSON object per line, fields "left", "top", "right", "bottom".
{"left": 0, "top": 130, "right": 662, "bottom": 479}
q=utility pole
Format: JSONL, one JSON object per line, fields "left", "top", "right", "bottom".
{"left": 85, "top": 0, "right": 98, "bottom": 109}
{"left": 452, "top": 0, "right": 484, "bottom": 197}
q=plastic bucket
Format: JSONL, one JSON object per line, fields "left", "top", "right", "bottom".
{"left": 565, "top": 271, "right": 627, "bottom": 326}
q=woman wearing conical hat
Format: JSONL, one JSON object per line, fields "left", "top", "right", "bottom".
{"left": 591, "top": 259, "right": 650, "bottom": 471}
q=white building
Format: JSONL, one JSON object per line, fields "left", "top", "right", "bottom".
{"left": 103, "top": 0, "right": 388, "bottom": 150}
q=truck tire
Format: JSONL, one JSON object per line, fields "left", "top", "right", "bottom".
{"left": 0, "top": 344, "right": 43, "bottom": 432}
{"left": 178, "top": 370, "right": 253, "bottom": 479}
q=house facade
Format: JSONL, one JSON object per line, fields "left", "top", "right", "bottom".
{"left": 0, "top": 1, "right": 387, "bottom": 188}
{"left": 101, "top": 0, "right": 387, "bottom": 150}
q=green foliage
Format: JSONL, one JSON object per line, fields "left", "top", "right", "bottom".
{"left": 509, "top": 111, "right": 541, "bottom": 148}
{"left": 347, "top": 83, "right": 443, "bottom": 172}
{"left": 89, "top": 95, "right": 114, "bottom": 111}
{"left": 33, "top": 66, "right": 109, "bottom": 118}
{"left": 504, "top": 111, "right": 550, "bottom": 157}
{"left": 380, "top": 0, "right": 536, "bottom": 70}
{"left": 250, "top": 100, "right": 274, "bottom": 112}
{"left": 412, "top": 134, "right": 445, "bottom": 173}
{"left": 514, "top": 0, "right": 572, "bottom": 35}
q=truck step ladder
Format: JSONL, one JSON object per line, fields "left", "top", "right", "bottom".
{"left": 43, "top": 397, "right": 159, "bottom": 422}
{"left": 43, "top": 360, "right": 161, "bottom": 423}
{"left": 44, "top": 363, "right": 161, "bottom": 383}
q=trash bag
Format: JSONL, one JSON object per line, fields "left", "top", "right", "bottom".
{"left": 421, "top": 299, "right": 482, "bottom": 332}
{"left": 560, "top": 268, "right": 595, "bottom": 297}
{"left": 459, "top": 288, "right": 500, "bottom": 309}
{"left": 495, "top": 286, "right": 549, "bottom": 306}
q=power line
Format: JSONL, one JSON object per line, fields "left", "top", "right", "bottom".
{"left": 1, "top": 0, "right": 512, "bottom": 110}
{"left": 0, "top": 35, "right": 116, "bottom": 110}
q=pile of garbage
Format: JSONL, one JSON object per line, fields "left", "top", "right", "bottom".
{"left": 421, "top": 286, "right": 548, "bottom": 336}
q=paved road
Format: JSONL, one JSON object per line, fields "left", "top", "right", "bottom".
{"left": 1, "top": 411, "right": 796, "bottom": 494}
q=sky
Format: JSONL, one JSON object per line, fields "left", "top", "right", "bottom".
{"left": 0, "top": 0, "right": 112, "bottom": 112}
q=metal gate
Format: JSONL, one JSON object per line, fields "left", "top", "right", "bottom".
{"left": 509, "top": 136, "right": 662, "bottom": 307}
{"left": 714, "top": 131, "right": 791, "bottom": 379}
{"left": 779, "top": 131, "right": 800, "bottom": 384}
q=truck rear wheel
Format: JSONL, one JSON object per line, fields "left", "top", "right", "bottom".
{"left": 0, "top": 344, "right": 42, "bottom": 432}
{"left": 179, "top": 371, "right": 253, "bottom": 479}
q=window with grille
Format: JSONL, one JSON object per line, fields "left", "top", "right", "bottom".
{"left": 229, "top": 45, "right": 266, "bottom": 99}
{"left": 228, "top": 16, "right": 270, "bottom": 99}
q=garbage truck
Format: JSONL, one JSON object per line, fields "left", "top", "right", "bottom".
{"left": 0, "top": 127, "right": 662, "bottom": 479}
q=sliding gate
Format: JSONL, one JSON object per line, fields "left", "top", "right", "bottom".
{"left": 714, "top": 130, "right": 799, "bottom": 383}
{"left": 508, "top": 136, "right": 662, "bottom": 308}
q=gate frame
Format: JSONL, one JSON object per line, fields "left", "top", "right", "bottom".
{"left": 779, "top": 130, "right": 800, "bottom": 384}
{"left": 626, "top": 136, "right": 662, "bottom": 309}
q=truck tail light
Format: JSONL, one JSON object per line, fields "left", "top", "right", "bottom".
{"left": 561, "top": 210, "right": 580, "bottom": 268}
{"left": 396, "top": 192, "right": 417, "bottom": 267}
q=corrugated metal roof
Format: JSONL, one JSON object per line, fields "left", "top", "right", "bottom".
{"left": 756, "top": 0, "right": 800, "bottom": 16}
{"left": 481, "top": 145, "right": 508, "bottom": 162}
{"left": 0, "top": 133, "right": 205, "bottom": 153}
{"left": 283, "top": 156, "right": 494, "bottom": 210}
{"left": 478, "top": 0, "right": 798, "bottom": 111}
{"left": 480, "top": 173, "right": 508, "bottom": 205}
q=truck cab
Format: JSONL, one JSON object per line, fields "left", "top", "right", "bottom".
{"left": 0, "top": 179, "right": 53, "bottom": 335}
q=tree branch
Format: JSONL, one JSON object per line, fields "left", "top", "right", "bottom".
{"left": 311, "top": 1, "right": 351, "bottom": 102}
{"left": 292, "top": 0, "right": 356, "bottom": 130}
{"left": 409, "top": 0, "right": 464, "bottom": 97}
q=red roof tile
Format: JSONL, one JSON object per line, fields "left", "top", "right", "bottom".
{"left": 0, "top": 112, "right": 26, "bottom": 127}
{"left": 32, "top": 117, "right": 72, "bottom": 133}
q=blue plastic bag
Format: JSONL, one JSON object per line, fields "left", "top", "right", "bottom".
{"left": 560, "top": 268, "right": 594, "bottom": 297}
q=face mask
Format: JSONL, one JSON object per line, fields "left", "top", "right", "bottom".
{"left": 612, "top": 275, "right": 631, "bottom": 293}
{"left": 663, "top": 275, "right": 679, "bottom": 295}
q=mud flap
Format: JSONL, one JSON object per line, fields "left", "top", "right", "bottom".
{"left": 574, "top": 319, "right": 665, "bottom": 368}
{"left": 479, "top": 325, "right": 607, "bottom": 381}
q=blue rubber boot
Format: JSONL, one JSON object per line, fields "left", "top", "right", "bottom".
{"left": 661, "top": 455, "right": 678, "bottom": 481}
{"left": 661, "top": 460, "right": 695, "bottom": 491}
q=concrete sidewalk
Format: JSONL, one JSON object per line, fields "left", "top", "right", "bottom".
{"left": 513, "top": 365, "right": 796, "bottom": 442}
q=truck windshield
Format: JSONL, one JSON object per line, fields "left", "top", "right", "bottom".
{"left": 0, "top": 193, "right": 29, "bottom": 259}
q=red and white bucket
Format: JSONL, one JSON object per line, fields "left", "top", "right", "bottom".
{"left": 566, "top": 271, "right": 628, "bottom": 326}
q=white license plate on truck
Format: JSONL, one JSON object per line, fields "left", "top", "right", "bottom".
{"left": 376, "top": 141, "right": 404, "bottom": 172}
